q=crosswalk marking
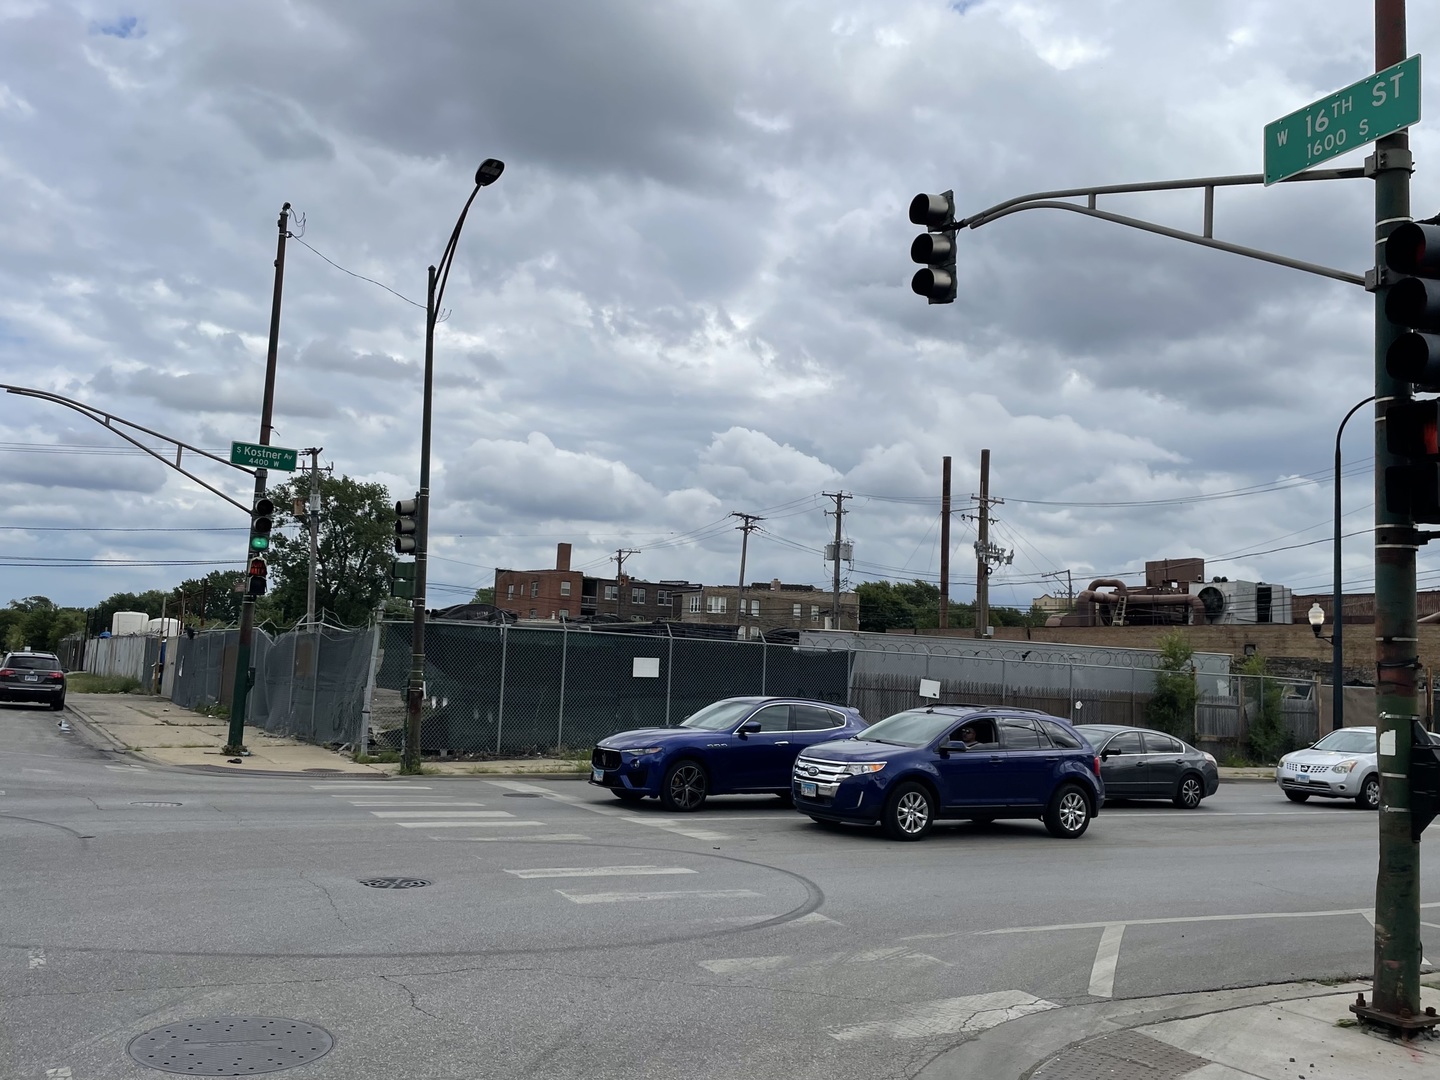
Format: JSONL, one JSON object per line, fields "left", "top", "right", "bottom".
{"left": 342, "top": 800, "right": 488, "bottom": 807}
{"left": 104, "top": 764, "right": 147, "bottom": 771}
{"left": 310, "top": 783, "right": 430, "bottom": 789}
{"left": 698, "top": 946, "right": 943, "bottom": 976}
{"left": 700, "top": 956, "right": 789, "bottom": 974}
{"left": 396, "top": 820, "right": 545, "bottom": 829}
{"left": 504, "top": 865, "right": 697, "bottom": 879}
{"left": 557, "top": 888, "right": 761, "bottom": 905}
{"left": 464, "top": 834, "right": 590, "bottom": 842}
{"left": 368, "top": 810, "right": 512, "bottom": 818}
{"left": 484, "top": 780, "right": 730, "bottom": 841}
{"left": 829, "top": 990, "right": 1059, "bottom": 1041}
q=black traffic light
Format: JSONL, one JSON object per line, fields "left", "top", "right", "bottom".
{"left": 247, "top": 557, "right": 268, "bottom": 596}
{"left": 249, "top": 497, "right": 275, "bottom": 553}
{"left": 395, "top": 498, "right": 418, "bottom": 555}
{"left": 909, "top": 191, "right": 957, "bottom": 304}
{"left": 1385, "top": 222, "right": 1440, "bottom": 389}
{"left": 1385, "top": 401, "right": 1440, "bottom": 521}
{"left": 1409, "top": 722, "right": 1440, "bottom": 843}
{"left": 390, "top": 559, "right": 416, "bottom": 600}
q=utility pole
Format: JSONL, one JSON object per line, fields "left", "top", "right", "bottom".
{"left": 731, "top": 512, "right": 764, "bottom": 637}
{"left": 973, "top": 450, "right": 992, "bottom": 637}
{"left": 939, "top": 456, "right": 952, "bottom": 629}
{"left": 1359, "top": 0, "right": 1427, "bottom": 1033}
{"left": 301, "top": 447, "right": 324, "bottom": 630}
{"left": 824, "top": 492, "right": 850, "bottom": 630}
{"left": 613, "top": 548, "right": 639, "bottom": 620}
{"left": 224, "top": 202, "right": 290, "bottom": 757}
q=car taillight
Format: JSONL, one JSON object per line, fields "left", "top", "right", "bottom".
{"left": 1092, "top": 756, "right": 1102, "bottom": 777}
{"left": 0, "top": 669, "right": 13, "bottom": 677}
{"left": 48, "top": 671, "right": 64, "bottom": 681}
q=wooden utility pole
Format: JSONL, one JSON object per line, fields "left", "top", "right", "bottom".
{"left": 302, "top": 447, "right": 324, "bottom": 630}
{"left": 939, "top": 456, "right": 951, "bottom": 628}
{"left": 613, "top": 548, "right": 640, "bottom": 619}
{"left": 824, "top": 492, "right": 851, "bottom": 630}
{"left": 973, "top": 450, "right": 991, "bottom": 637}
{"left": 731, "top": 512, "right": 764, "bottom": 637}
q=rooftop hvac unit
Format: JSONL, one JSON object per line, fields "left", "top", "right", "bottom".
{"left": 1190, "top": 579, "right": 1304, "bottom": 625}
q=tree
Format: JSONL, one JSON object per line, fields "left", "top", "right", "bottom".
{"left": 1, "top": 596, "right": 86, "bottom": 652}
{"left": 171, "top": 569, "right": 248, "bottom": 627}
{"left": 264, "top": 473, "right": 395, "bottom": 627}
{"left": 1239, "top": 652, "right": 1294, "bottom": 764}
{"left": 471, "top": 586, "right": 495, "bottom": 605}
{"left": 856, "top": 579, "right": 1042, "bottom": 633}
{"left": 1146, "top": 631, "right": 1198, "bottom": 743}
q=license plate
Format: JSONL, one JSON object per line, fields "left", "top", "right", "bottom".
{"left": 800, "top": 781, "right": 818, "bottom": 798}
{"left": 592, "top": 766, "right": 604, "bottom": 782}
{"left": 23, "top": 675, "right": 37, "bottom": 683}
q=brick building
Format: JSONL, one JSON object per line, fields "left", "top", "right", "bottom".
{"left": 676, "top": 580, "right": 858, "bottom": 639}
{"left": 492, "top": 544, "right": 696, "bottom": 623}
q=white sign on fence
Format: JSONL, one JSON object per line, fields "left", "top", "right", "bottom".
{"left": 918, "top": 678, "right": 941, "bottom": 700}
{"left": 633, "top": 657, "right": 660, "bottom": 679}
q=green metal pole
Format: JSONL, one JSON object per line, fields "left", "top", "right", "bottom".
{"left": 224, "top": 203, "right": 290, "bottom": 755}
{"left": 1367, "top": 0, "right": 1423, "bottom": 1027}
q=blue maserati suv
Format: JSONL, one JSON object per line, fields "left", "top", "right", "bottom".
{"left": 590, "top": 696, "right": 869, "bottom": 811}
{"left": 792, "top": 703, "right": 1104, "bottom": 840}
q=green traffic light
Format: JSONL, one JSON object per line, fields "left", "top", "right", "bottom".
{"left": 250, "top": 535, "right": 270, "bottom": 552}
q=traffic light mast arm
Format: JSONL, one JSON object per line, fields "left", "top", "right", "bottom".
{"left": 957, "top": 167, "right": 1368, "bottom": 288}
{"left": 1, "top": 383, "right": 256, "bottom": 512}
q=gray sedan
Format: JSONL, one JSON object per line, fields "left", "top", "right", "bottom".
{"left": 1075, "top": 724, "right": 1220, "bottom": 809}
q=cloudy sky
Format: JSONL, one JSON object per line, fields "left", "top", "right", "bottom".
{"left": 1, "top": 0, "right": 1435, "bottom": 621}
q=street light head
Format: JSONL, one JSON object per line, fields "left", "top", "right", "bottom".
{"left": 475, "top": 159, "right": 505, "bottom": 187}
{"left": 1308, "top": 602, "right": 1325, "bottom": 637}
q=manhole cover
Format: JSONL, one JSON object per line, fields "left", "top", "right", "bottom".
{"left": 359, "top": 876, "right": 431, "bottom": 889}
{"left": 126, "top": 1017, "right": 333, "bottom": 1075}
{"left": 503, "top": 792, "right": 542, "bottom": 798}
{"left": 131, "top": 801, "right": 183, "bottom": 808}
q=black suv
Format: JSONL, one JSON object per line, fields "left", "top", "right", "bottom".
{"left": 0, "top": 652, "right": 67, "bottom": 710}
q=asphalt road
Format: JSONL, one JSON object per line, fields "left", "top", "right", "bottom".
{"left": 2, "top": 703, "right": 1436, "bottom": 1079}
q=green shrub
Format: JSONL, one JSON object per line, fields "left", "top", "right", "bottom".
{"left": 1240, "top": 653, "right": 1294, "bottom": 764}
{"left": 1145, "top": 632, "right": 1198, "bottom": 743}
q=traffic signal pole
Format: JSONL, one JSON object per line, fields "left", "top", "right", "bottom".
{"left": 224, "top": 203, "right": 290, "bottom": 756}
{"left": 1358, "top": 0, "right": 1427, "bottom": 1030}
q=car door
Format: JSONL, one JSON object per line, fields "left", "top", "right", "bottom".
{"left": 789, "top": 703, "right": 849, "bottom": 759}
{"left": 1140, "top": 731, "right": 1186, "bottom": 797}
{"left": 933, "top": 719, "right": 1003, "bottom": 811}
{"left": 995, "top": 717, "right": 1053, "bottom": 807}
{"left": 1099, "top": 730, "right": 1146, "bottom": 796}
{"left": 729, "top": 703, "right": 794, "bottom": 791}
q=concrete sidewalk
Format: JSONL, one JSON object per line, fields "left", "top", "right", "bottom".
{"left": 63, "top": 693, "right": 588, "bottom": 778}
{"left": 924, "top": 978, "right": 1440, "bottom": 1079}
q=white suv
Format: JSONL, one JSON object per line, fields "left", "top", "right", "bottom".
{"left": 1275, "top": 727, "right": 1378, "bottom": 809}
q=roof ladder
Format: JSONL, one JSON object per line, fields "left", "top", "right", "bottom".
{"left": 1111, "top": 594, "right": 1127, "bottom": 627}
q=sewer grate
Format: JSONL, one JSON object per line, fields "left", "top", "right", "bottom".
{"left": 502, "top": 792, "right": 543, "bottom": 798}
{"left": 359, "top": 876, "right": 431, "bottom": 889}
{"left": 131, "top": 802, "right": 183, "bottom": 808}
{"left": 126, "top": 1017, "right": 334, "bottom": 1075}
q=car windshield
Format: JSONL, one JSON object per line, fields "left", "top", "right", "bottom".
{"left": 680, "top": 699, "right": 757, "bottom": 731}
{"left": 858, "top": 709, "right": 959, "bottom": 748}
{"left": 5, "top": 655, "right": 58, "bottom": 670}
{"left": 1311, "top": 729, "right": 1377, "bottom": 754}
{"left": 1074, "top": 726, "right": 1114, "bottom": 744}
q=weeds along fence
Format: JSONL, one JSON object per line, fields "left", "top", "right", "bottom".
{"left": 160, "top": 621, "right": 1317, "bottom": 758}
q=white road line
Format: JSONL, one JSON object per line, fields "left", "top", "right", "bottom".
{"left": 44, "top": 1069, "right": 72, "bottom": 1078}
{"left": 557, "top": 888, "right": 762, "bottom": 905}
{"left": 342, "top": 800, "right": 485, "bottom": 807}
{"left": 103, "top": 764, "right": 147, "bottom": 771}
{"left": 369, "top": 811, "right": 512, "bottom": 818}
{"left": 463, "top": 834, "right": 590, "bottom": 842}
{"left": 830, "top": 990, "right": 1059, "bottom": 1041}
{"left": 1107, "top": 811, "right": 1363, "bottom": 819}
{"left": 699, "top": 946, "right": 943, "bottom": 976}
{"left": 985, "top": 904, "right": 1440, "bottom": 935}
{"left": 23, "top": 768, "right": 56, "bottom": 774}
{"left": 28, "top": 948, "right": 45, "bottom": 969}
{"left": 484, "top": 779, "right": 730, "bottom": 840}
{"left": 791, "top": 912, "right": 841, "bottom": 926}
{"left": 1362, "top": 909, "right": 1430, "bottom": 966}
{"left": 394, "top": 820, "right": 546, "bottom": 829}
{"left": 504, "top": 865, "right": 697, "bottom": 879}
{"left": 310, "top": 783, "right": 430, "bottom": 789}
{"left": 1088, "top": 924, "right": 1124, "bottom": 998}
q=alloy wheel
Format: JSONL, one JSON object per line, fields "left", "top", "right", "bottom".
{"left": 668, "top": 764, "right": 706, "bottom": 810}
{"left": 1177, "top": 776, "right": 1203, "bottom": 809}
{"left": 895, "top": 790, "right": 930, "bottom": 835}
{"left": 1057, "top": 791, "right": 1087, "bottom": 833}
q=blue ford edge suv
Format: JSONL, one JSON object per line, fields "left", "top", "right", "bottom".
{"left": 792, "top": 704, "right": 1104, "bottom": 840}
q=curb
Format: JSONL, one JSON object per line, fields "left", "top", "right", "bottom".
{"left": 60, "top": 700, "right": 134, "bottom": 756}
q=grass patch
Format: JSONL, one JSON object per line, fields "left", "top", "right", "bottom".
{"left": 194, "top": 702, "right": 230, "bottom": 720}
{"left": 354, "top": 750, "right": 401, "bottom": 764}
{"left": 67, "top": 673, "right": 143, "bottom": 694}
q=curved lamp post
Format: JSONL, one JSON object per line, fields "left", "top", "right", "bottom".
{"left": 1324, "top": 395, "right": 1375, "bottom": 736}
{"left": 403, "top": 160, "right": 505, "bottom": 774}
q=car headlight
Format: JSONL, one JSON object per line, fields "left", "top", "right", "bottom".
{"left": 622, "top": 746, "right": 663, "bottom": 756}
{"left": 843, "top": 762, "right": 886, "bottom": 776}
{"left": 1331, "top": 760, "right": 1359, "bottom": 774}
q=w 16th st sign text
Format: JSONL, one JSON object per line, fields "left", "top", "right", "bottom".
{"left": 1264, "top": 55, "right": 1421, "bottom": 185}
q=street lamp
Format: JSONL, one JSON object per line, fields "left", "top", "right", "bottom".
{"left": 402, "top": 159, "right": 505, "bottom": 774}
{"left": 1329, "top": 395, "right": 1375, "bottom": 735}
{"left": 1308, "top": 602, "right": 1330, "bottom": 640}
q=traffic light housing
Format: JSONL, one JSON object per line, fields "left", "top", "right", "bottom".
{"left": 909, "top": 191, "right": 957, "bottom": 304}
{"left": 247, "top": 557, "right": 268, "bottom": 596}
{"left": 1410, "top": 722, "right": 1440, "bottom": 843}
{"left": 390, "top": 559, "right": 416, "bottom": 600}
{"left": 395, "top": 498, "right": 418, "bottom": 554}
{"left": 1383, "top": 222, "right": 1440, "bottom": 521}
{"left": 249, "top": 497, "right": 275, "bottom": 552}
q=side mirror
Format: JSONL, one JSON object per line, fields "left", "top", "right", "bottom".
{"left": 939, "top": 741, "right": 969, "bottom": 754}
{"left": 738, "top": 719, "right": 762, "bottom": 737}
{"left": 1101, "top": 748, "right": 1116, "bottom": 759}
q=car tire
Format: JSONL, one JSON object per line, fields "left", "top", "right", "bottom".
{"left": 775, "top": 791, "right": 795, "bottom": 807}
{"left": 1044, "top": 784, "right": 1092, "bottom": 839}
{"left": 660, "top": 759, "right": 708, "bottom": 812}
{"left": 611, "top": 790, "right": 644, "bottom": 803}
{"left": 50, "top": 696, "right": 66, "bottom": 711}
{"left": 1355, "top": 774, "right": 1381, "bottom": 810}
{"left": 1172, "top": 773, "right": 1205, "bottom": 809}
{"left": 882, "top": 781, "right": 934, "bottom": 841}
{"left": 1284, "top": 790, "right": 1310, "bottom": 803}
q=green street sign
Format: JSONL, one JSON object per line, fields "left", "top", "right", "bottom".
{"left": 1264, "top": 55, "right": 1421, "bottom": 185}
{"left": 230, "top": 440, "right": 298, "bottom": 472}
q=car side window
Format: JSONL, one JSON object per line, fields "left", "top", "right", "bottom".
{"left": 1143, "top": 733, "right": 1184, "bottom": 754}
{"left": 998, "top": 718, "right": 1045, "bottom": 750}
{"left": 1039, "top": 720, "right": 1083, "bottom": 749}
{"left": 746, "top": 705, "right": 791, "bottom": 733}
{"left": 1107, "top": 731, "right": 1144, "bottom": 754}
{"left": 791, "top": 704, "right": 843, "bottom": 731}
